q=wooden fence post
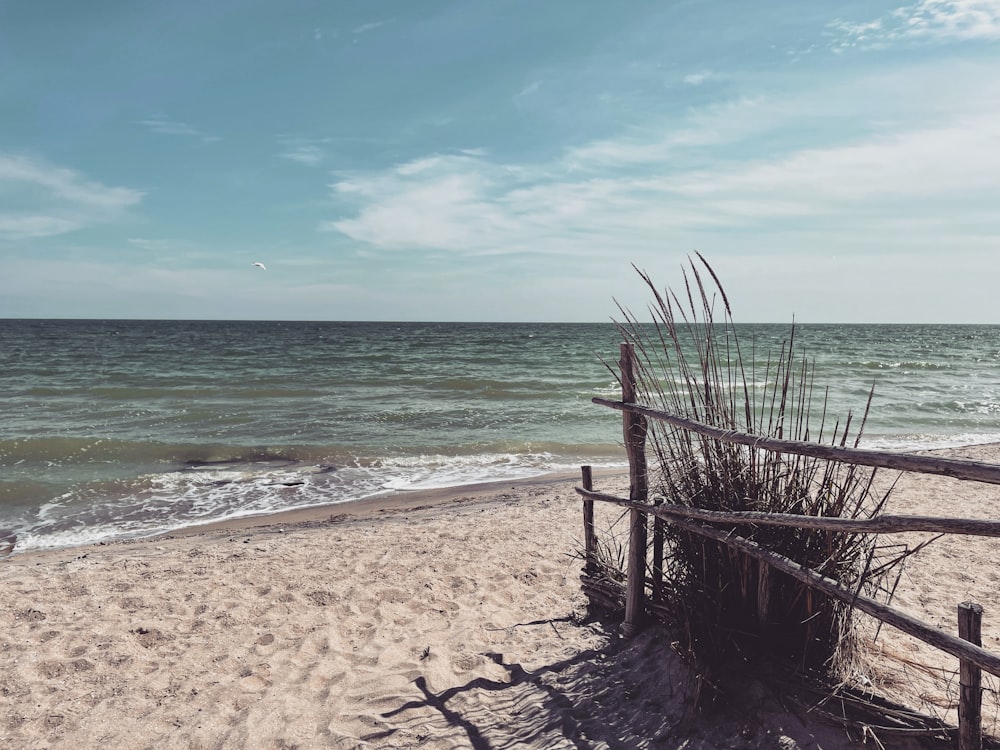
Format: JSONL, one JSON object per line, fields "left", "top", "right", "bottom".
{"left": 581, "top": 465, "right": 597, "bottom": 575}
{"left": 620, "top": 343, "right": 649, "bottom": 637}
{"left": 959, "top": 601, "right": 984, "bottom": 750}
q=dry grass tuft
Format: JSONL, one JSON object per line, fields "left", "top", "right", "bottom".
{"left": 610, "top": 256, "right": 911, "bottom": 684}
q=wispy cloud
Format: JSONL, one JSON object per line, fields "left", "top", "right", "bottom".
{"left": 323, "top": 70, "right": 1000, "bottom": 262}
{"left": 325, "top": 150, "right": 698, "bottom": 257}
{"left": 0, "top": 154, "right": 143, "bottom": 241}
{"left": 826, "top": 19, "right": 886, "bottom": 50}
{"left": 683, "top": 70, "right": 716, "bottom": 86}
{"left": 138, "top": 116, "right": 220, "bottom": 143}
{"left": 829, "top": 0, "right": 1000, "bottom": 49}
{"left": 278, "top": 138, "right": 329, "bottom": 167}
{"left": 325, "top": 154, "right": 513, "bottom": 252}
{"left": 514, "top": 80, "right": 543, "bottom": 102}
{"left": 312, "top": 27, "right": 340, "bottom": 42}
{"left": 665, "top": 113, "right": 1000, "bottom": 219}
{"left": 353, "top": 19, "right": 392, "bottom": 35}
{"left": 561, "top": 96, "right": 768, "bottom": 170}
{"left": 900, "top": 0, "right": 1000, "bottom": 39}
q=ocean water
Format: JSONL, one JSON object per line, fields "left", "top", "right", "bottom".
{"left": 2, "top": 320, "right": 1000, "bottom": 553}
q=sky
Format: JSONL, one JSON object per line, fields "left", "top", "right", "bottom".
{"left": 2, "top": 0, "right": 1000, "bottom": 323}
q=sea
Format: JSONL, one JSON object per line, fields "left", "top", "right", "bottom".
{"left": 3, "top": 320, "right": 1000, "bottom": 554}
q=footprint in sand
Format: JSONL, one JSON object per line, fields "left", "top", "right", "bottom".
{"left": 132, "top": 626, "right": 173, "bottom": 649}
{"left": 239, "top": 664, "right": 272, "bottom": 692}
{"left": 38, "top": 660, "right": 66, "bottom": 679}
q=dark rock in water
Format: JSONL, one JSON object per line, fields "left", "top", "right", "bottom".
{"left": 182, "top": 456, "right": 300, "bottom": 472}
{"left": 182, "top": 459, "right": 241, "bottom": 472}
{"left": 316, "top": 464, "right": 338, "bottom": 474}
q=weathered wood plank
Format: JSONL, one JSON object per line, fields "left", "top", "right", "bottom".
{"left": 575, "top": 487, "right": 1000, "bottom": 538}
{"left": 592, "top": 397, "right": 1000, "bottom": 486}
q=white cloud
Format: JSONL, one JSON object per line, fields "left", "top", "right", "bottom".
{"left": 562, "top": 96, "right": 770, "bottom": 170}
{"left": 0, "top": 154, "right": 143, "bottom": 241}
{"left": 0, "top": 215, "right": 79, "bottom": 239}
{"left": 829, "top": 0, "right": 1000, "bottom": 48}
{"left": 683, "top": 70, "right": 716, "bottom": 86}
{"left": 826, "top": 19, "right": 885, "bottom": 51}
{"left": 899, "top": 0, "right": 1000, "bottom": 39}
{"left": 138, "top": 117, "right": 219, "bottom": 143}
{"left": 668, "top": 113, "right": 1000, "bottom": 208}
{"left": 514, "top": 80, "right": 543, "bottom": 101}
{"left": 353, "top": 19, "right": 392, "bottom": 35}
{"left": 325, "top": 155, "right": 514, "bottom": 251}
{"left": 139, "top": 118, "right": 198, "bottom": 136}
{"left": 324, "top": 151, "right": 705, "bottom": 258}
{"left": 323, "top": 72, "right": 1000, "bottom": 264}
{"left": 281, "top": 144, "right": 326, "bottom": 166}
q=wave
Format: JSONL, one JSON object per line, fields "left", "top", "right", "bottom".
{"left": 6, "top": 447, "right": 627, "bottom": 554}
{"left": 841, "top": 360, "right": 955, "bottom": 371}
{"left": 4, "top": 320, "right": 1000, "bottom": 554}
{"left": 0, "top": 436, "right": 339, "bottom": 467}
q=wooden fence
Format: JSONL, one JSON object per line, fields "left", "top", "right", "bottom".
{"left": 577, "top": 343, "right": 1000, "bottom": 750}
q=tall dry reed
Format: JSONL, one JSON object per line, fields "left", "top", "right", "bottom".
{"left": 612, "top": 256, "right": 902, "bottom": 681}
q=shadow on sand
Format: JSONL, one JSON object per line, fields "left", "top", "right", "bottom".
{"left": 367, "top": 617, "right": 886, "bottom": 750}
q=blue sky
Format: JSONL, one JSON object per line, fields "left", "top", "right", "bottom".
{"left": 2, "top": 0, "right": 1000, "bottom": 322}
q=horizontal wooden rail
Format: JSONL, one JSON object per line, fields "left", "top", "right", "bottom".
{"left": 592, "top": 397, "right": 1000, "bottom": 486}
{"left": 576, "top": 484, "right": 1000, "bottom": 680}
{"left": 678, "top": 517, "right": 1000, "bottom": 680}
{"left": 576, "top": 487, "right": 1000, "bottom": 538}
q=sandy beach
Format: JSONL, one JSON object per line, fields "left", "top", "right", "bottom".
{"left": 4, "top": 448, "right": 1000, "bottom": 749}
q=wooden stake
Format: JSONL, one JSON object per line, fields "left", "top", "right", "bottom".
{"left": 620, "top": 343, "right": 649, "bottom": 637}
{"left": 581, "top": 465, "right": 596, "bottom": 575}
{"left": 959, "top": 601, "right": 984, "bottom": 750}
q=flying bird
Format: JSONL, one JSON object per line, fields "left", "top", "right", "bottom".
{"left": 251, "top": 262, "right": 266, "bottom": 270}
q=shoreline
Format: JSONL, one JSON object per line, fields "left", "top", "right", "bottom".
{"left": 3, "top": 468, "right": 624, "bottom": 562}
{"left": 173, "top": 468, "right": 603, "bottom": 535}
{"left": 10, "top": 438, "right": 1000, "bottom": 560}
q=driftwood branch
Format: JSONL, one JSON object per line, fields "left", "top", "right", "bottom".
{"left": 575, "top": 487, "right": 1000, "bottom": 538}
{"left": 592, "top": 398, "right": 1000, "bottom": 486}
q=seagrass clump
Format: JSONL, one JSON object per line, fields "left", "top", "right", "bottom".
{"left": 613, "top": 257, "right": 897, "bottom": 679}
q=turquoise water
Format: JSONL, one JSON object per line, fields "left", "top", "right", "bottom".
{"left": 2, "top": 320, "right": 1000, "bottom": 551}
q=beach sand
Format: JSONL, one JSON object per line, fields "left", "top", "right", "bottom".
{"left": 3, "top": 448, "right": 1000, "bottom": 749}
